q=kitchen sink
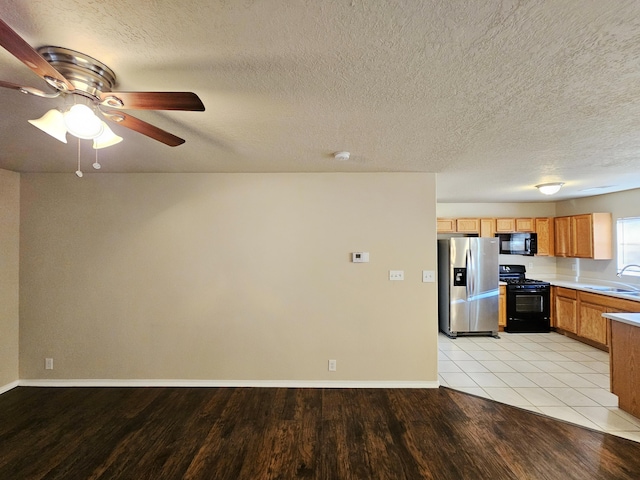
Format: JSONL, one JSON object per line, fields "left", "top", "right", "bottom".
{"left": 586, "top": 286, "right": 640, "bottom": 295}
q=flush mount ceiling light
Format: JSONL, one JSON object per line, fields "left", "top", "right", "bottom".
{"left": 535, "top": 182, "right": 564, "bottom": 195}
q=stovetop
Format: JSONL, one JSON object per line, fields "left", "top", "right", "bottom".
{"left": 499, "top": 264, "right": 550, "bottom": 287}
{"left": 502, "top": 278, "right": 550, "bottom": 286}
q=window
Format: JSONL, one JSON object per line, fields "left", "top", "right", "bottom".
{"left": 617, "top": 217, "right": 640, "bottom": 277}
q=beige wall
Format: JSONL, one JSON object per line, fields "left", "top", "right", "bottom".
{"left": 436, "top": 202, "right": 556, "bottom": 219}
{"left": 0, "top": 169, "right": 20, "bottom": 390}
{"left": 19, "top": 173, "right": 438, "bottom": 384}
{"left": 555, "top": 188, "right": 640, "bottom": 288}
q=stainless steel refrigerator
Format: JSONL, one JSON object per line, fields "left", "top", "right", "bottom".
{"left": 438, "top": 237, "right": 499, "bottom": 338}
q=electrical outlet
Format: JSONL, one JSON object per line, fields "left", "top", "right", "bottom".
{"left": 45, "top": 358, "right": 53, "bottom": 370}
{"left": 572, "top": 264, "right": 577, "bottom": 271}
{"left": 328, "top": 359, "right": 337, "bottom": 371}
{"left": 389, "top": 270, "right": 404, "bottom": 281}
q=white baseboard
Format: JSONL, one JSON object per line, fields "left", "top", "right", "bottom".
{"left": 18, "top": 379, "right": 439, "bottom": 389}
{"left": 0, "top": 380, "right": 19, "bottom": 395}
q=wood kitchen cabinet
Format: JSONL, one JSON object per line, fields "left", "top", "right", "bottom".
{"left": 577, "top": 291, "right": 639, "bottom": 348}
{"left": 554, "top": 213, "right": 612, "bottom": 259}
{"left": 553, "top": 287, "right": 640, "bottom": 350}
{"left": 437, "top": 218, "right": 456, "bottom": 233}
{"left": 573, "top": 213, "right": 612, "bottom": 259}
{"left": 554, "top": 287, "right": 577, "bottom": 334}
{"left": 499, "top": 285, "right": 506, "bottom": 328}
{"left": 534, "top": 217, "right": 554, "bottom": 256}
{"left": 495, "top": 217, "right": 534, "bottom": 233}
{"left": 456, "top": 218, "right": 480, "bottom": 233}
{"left": 554, "top": 216, "right": 571, "bottom": 257}
{"left": 495, "top": 218, "right": 515, "bottom": 233}
{"left": 609, "top": 318, "right": 640, "bottom": 418}
{"left": 515, "top": 218, "right": 534, "bottom": 232}
{"left": 480, "top": 218, "right": 495, "bottom": 238}
{"left": 578, "top": 299, "right": 608, "bottom": 346}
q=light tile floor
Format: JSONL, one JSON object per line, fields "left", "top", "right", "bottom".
{"left": 438, "top": 331, "right": 640, "bottom": 443}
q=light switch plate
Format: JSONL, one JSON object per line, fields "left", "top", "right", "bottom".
{"left": 422, "top": 270, "right": 435, "bottom": 283}
{"left": 389, "top": 270, "right": 404, "bottom": 281}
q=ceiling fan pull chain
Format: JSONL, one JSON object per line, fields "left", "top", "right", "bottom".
{"left": 75, "top": 138, "right": 83, "bottom": 178}
{"left": 93, "top": 148, "right": 101, "bottom": 170}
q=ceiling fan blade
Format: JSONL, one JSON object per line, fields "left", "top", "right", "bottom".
{"left": 0, "top": 80, "right": 60, "bottom": 98}
{"left": 0, "top": 18, "right": 74, "bottom": 92}
{"left": 102, "top": 110, "right": 185, "bottom": 147}
{"left": 98, "top": 91, "right": 205, "bottom": 111}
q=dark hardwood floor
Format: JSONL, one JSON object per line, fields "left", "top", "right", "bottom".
{"left": 1, "top": 386, "right": 639, "bottom": 479}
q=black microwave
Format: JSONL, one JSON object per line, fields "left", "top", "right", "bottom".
{"left": 495, "top": 233, "right": 537, "bottom": 256}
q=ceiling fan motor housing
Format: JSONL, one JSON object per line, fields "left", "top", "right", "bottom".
{"left": 37, "top": 46, "right": 116, "bottom": 100}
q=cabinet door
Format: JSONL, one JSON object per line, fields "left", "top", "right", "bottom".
{"left": 480, "top": 218, "right": 495, "bottom": 238}
{"left": 535, "top": 218, "right": 554, "bottom": 256}
{"left": 456, "top": 218, "right": 480, "bottom": 233}
{"left": 591, "top": 213, "right": 613, "bottom": 260}
{"left": 555, "top": 295, "right": 577, "bottom": 333}
{"left": 496, "top": 218, "right": 515, "bottom": 233}
{"left": 499, "top": 285, "right": 506, "bottom": 327}
{"left": 554, "top": 216, "right": 571, "bottom": 257}
{"left": 515, "top": 218, "right": 534, "bottom": 232}
{"left": 572, "top": 214, "right": 594, "bottom": 258}
{"left": 578, "top": 301, "right": 608, "bottom": 345}
{"left": 437, "top": 218, "right": 456, "bottom": 233}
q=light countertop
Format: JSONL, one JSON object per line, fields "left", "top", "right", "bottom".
{"left": 603, "top": 312, "right": 640, "bottom": 328}
{"left": 534, "top": 276, "right": 640, "bottom": 303}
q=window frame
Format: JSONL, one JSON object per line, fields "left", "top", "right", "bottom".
{"left": 616, "top": 216, "right": 640, "bottom": 277}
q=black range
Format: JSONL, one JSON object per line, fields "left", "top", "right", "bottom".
{"left": 499, "top": 265, "right": 551, "bottom": 333}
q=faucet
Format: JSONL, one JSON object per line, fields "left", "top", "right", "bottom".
{"left": 617, "top": 264, "right": 640, "bottom": 277}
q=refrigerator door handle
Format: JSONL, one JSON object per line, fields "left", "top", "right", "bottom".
{"left": 466, "top": 249, "right": 473, "bottom": 298}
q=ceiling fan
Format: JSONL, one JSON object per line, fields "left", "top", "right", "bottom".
{"left": 0, "top": 17, "right": 205, "bottom": 149}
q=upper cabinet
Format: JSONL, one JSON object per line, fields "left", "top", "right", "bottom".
{"left": 554, "top": 213, "right": 612, "bottom": 260}
{"left": 437, "top": 218, "right": 481, "bottom": 234}
{"left": 495, "top": 218, "right": 515, "bottom": 233}
{"left": 479, "top": 218, "right": 495, "bottom": 238}
{"left": 554, "top": 216, "right": 571, "bottom": 257}
{"left": 437, "top": 218, "right": 456, "bottom": 233}
{"left": 534, "top": 217, "right": 554, "bottom": 256}
{"left": 515, "top": 218, "right": 534, "bottom": 232}
{"left": 438, "top": 213, "right": 611, "bottom": 259}
{"left": 495, "top": 218, "right": 534, "bottom": 233}
{"left": 456, "top": 218, "right": 480, "bottom": 233}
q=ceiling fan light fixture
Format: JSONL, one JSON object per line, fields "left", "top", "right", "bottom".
{"left": 28, "top": 108, "right": 68, "bottom": 143}
{"left": 93, "top": 122, "right": 123, "bottom": 149}
{"left": 535, "top": 182, "right": 564, "bottom": 195}
{"left": 63, "top": 104, "right": 104, "bottom": 139}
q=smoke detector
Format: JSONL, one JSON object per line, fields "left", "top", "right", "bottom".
{"left": 334, "top": 151, "right": 350, "bottom": 161}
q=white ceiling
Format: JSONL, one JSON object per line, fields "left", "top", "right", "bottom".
{"left": 1, "top": 0, "right": 640, "bottom": 203}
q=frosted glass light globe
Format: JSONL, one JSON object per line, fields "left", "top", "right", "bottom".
{"left": 63, "top": 104, "right": 104, "bottom": 139}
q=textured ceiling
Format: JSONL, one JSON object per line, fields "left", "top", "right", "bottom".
{"left": 1, "top": 0, "right": 640, "bottom": 202}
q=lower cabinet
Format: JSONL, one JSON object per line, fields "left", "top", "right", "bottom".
{"left": 554, "top": 287, "right": 577, "bottom": 334}
{"left": 578, "top": 301, "right": 608, "bottom": 345}
{"left": 553, "top": 287, "right": 640, "bottom": 350}
{"left": 499, "top": 285, "right": 506, "bottom": 329}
